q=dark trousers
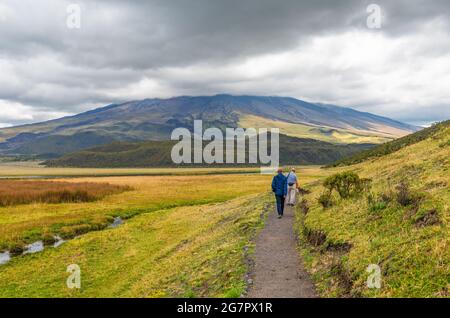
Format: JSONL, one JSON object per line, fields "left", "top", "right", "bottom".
{"left": 275, "top": 195, "right": 285, "bottom": 215}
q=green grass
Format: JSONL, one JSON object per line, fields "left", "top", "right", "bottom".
{"left": 0, "top": 193, "right": 270, "bottom": 297}
{"left": 295, "top": 123, "right": 449, "bottom": 297}
{"left": 329, "top": 120, "right": 450, "bottom": 167}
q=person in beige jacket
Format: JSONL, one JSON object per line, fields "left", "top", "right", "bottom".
{"left": 286, "top": 168, "right": 298, "bottom": 206}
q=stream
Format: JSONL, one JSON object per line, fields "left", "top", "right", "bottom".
{"left": 0, "top": 218, "right": 122, "bottom": 266}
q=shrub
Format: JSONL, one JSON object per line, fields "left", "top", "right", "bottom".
{"left": 323, "top": 171, "right": 371, "bottom": 199}
{"left": 318, "top": 191, "right": 333, "bottom": 208}
{"left": 395, "top": 181, "right": 415, "bottom": 206}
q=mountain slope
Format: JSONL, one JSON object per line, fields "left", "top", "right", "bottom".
{"left": 329, "top": 120, "right": 450, "bottom": 167}
{"left": 0, "top": 95, "right": 418, "bottom": 157}
{"left": 44, "top": 134, "right": 374, "bottom": 168}
{"left": 238, "top": 114, "right": 393, "bottom": 144}
{"left": 297, "top": 120, "right": 449, "bottom": 297}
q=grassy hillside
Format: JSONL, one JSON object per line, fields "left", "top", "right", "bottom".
{"left": 329, "top": 120, "right": 449, "bottom": 167}
{"left": 239, "top": 114, "right": 393, "bottom": 144}
{"left": 296, "top": 121, "right": 449, "bottom": 297}
{"left": 2, "top": 132, "right": 116, "bottom": 158}
{"left": 44, "top": 134, "right": 374, "bottom": 168}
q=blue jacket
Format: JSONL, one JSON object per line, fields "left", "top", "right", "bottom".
{"left": 272, "top": 173, "right": 287, "bottom": 196}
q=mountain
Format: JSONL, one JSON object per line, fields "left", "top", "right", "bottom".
{"left": 0, "top": 94, "right": 419, "bottom": 157}
{"left": 44, "top": 134, "right": 374, "bottom": 168}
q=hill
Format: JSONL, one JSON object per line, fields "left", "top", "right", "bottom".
{"left": 0, "top": 95, "right": 418, "bottom": 157}
{"left": 44, "top": 134, "right": 374, "bottom": 168}
{"left": 297, "top": 118, "right": 449, "bottom": 297}
{"left": 328, "top": 120, "right": 450, "bottom": 167}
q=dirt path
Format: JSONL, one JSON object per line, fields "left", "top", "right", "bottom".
{"left": 246, "top": 203, "right": 317, "bottom": 298}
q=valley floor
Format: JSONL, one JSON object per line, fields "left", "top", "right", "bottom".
{"left": 0, "top": 193, "right": 270, "bottom": 297}
{"left": 0, "top": 151, "right": 447, "bottom": 297}
{"left": 0, "top": 166, "right": 326, "bottom": 297}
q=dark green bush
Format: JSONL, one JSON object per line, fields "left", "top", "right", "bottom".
{"left": 323, "top": 171, "right": 371, "bottom": 199}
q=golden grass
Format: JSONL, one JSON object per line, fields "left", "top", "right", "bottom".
{"left": 0, "top": 161, "right": 261, "bottom": 177}
{"left": 238, "top": 114, "right": 392, "bottom": 144}
{"left": 0, "top": 180, "right": 130, "bottom": 206}
{"left": 0, "top": 173, "right": 272, "bottom": 251}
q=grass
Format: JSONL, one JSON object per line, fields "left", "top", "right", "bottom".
{"left": 0, "top": 161, "right": 262, "bottom": 177}
{"left": 0, "top": 173, "right": 271, "bottom": 252}
{"left": 0, "top": 193, "right": 271, "bottom": 297}
{"left": 0, "top": 180, "right": 130, "bottom": 206}
{"left": 295, "top": 123, "right": 449, "bottom": 297}
{"left": 238, "top": 114, "right": 392, "bottom": 144}
{"left": 329, "top": 120, "right": 449, "bottom": 167}
{"left": 2, "top": 128, "right": 446, "bottom": 299}
{"left": 0, "top": 165, "right": 327, "bottom": 297}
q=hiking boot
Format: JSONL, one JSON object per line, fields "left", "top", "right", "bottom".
{"left": 277, "top": 215, "right": 282, "bottom": 219}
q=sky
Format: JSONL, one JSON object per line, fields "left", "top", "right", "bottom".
{"left": 0, "top": 0, "right": 449, "bottom": 127}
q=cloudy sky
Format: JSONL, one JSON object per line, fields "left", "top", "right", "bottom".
{"left": 0, "top": 0, "right": 449, "bottom": 127}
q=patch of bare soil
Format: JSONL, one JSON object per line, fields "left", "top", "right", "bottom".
{"left": 415, "top": 209, "right": 441, "bottom": 227}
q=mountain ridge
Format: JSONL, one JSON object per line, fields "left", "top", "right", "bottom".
{"left": 0, "top": 94, "right": 419, "bottom": 157}
{"left": 44, "top": 134, "right": 375, "bottom": 168}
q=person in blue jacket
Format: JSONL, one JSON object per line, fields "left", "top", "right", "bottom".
{"left": 271, "top": 168, "right": 287, "bottom": 218}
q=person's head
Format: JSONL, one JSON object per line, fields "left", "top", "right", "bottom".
{"left": 291, "top": 167, "right": 296, "bottom": 173}
{"left": 277, "top": 168, "right": 283, "bottom": 174}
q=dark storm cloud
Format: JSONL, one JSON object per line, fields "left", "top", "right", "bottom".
{"left": 0, "top": 0, "right": 449, "bottom": 125}
{"left": 1, "top": 0, "right": 365, "bottom": 69}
